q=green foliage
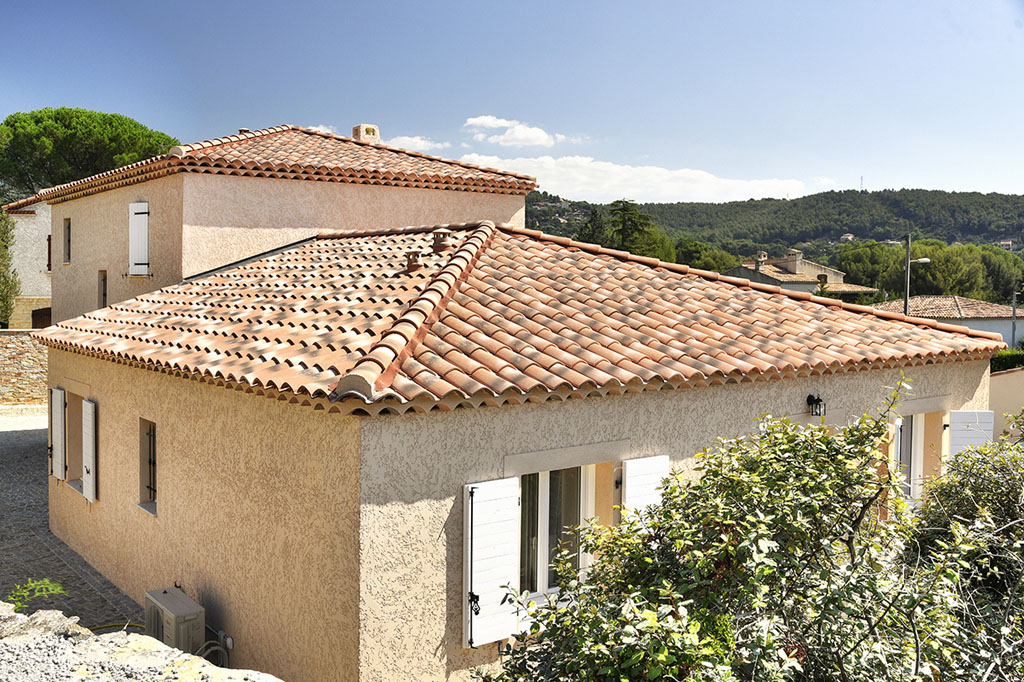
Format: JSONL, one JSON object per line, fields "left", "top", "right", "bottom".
{"left": 0, "top": 108, "right": 179, "bottom": 203}
{"left": 480, "top": 391, "right": 1024, "bottom": 682}
{"left": 608, "top": 199, "right": 656, "bottom": 253}
{"left": 676, "top": 236, "right": 740, "bottom": 272}
{"left": 915, "top": 420, "right": 1024, "bottom": 679}
{"left": 5, "top": 578, "right": 67, "bottom": 612}
{"left": 575, "top": 207, "right": 610, "bottom": 246}
{"left": 993, "top": 350, "right": 1024, "bottom": 372}
{"left": 0, "top": 211, "right": 20, "bottom": 326}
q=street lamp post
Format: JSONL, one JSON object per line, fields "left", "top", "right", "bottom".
{"left": 903, "top": 233, "right": 931, "bottom": 316}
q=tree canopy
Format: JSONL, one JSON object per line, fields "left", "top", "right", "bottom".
{"left": 0, "top": 108, "right": 179, "bottom": 203}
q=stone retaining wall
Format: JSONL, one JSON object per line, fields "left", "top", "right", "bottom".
{"left": 0, "top": 331, "right": 47, "bottom": 404}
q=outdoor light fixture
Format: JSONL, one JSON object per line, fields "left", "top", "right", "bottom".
{"left": 807, "top": 394, "right": 826, "bottom": 417}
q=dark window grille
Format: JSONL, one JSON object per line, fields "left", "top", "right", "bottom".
{"left": 46, "top": 235, "right": 52, "bottom": 272}
{"left": 145, "top": 423, "right": 156, "bottom": 502}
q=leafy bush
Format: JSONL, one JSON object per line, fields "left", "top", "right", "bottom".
{"left": 915, "top": 409, "right": 1024, "bottom": 680}
{"left": 479, "top": 394, "right": 1024, "bottom": 682}
{"left": 992, "top": 350, "right": 1024, "bottom": 373}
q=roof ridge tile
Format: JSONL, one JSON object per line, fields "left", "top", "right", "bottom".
{"left": 327, "top": 222, "right": 497, "bottom": 402}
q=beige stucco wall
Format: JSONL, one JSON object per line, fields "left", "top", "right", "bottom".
{"left": 991, "top": 366, "right": 1024, "bottom": 438}
{"left": 47, "top": 350, "right": 361, "bottom": 682}
{"left": 180, "top": 174, "right": 526, "bottom": 276}
{"left": 49, "top": 176, "right": 184, "bottom": 323}
{"left": 357, "top": 360, "right": 990, "bottom": 682}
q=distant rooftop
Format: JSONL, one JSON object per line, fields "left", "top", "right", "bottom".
{"left": 873, "top": 295, "right": 1015, "bottom": 320}
{"left": 2, "top": 125, "right": 536, "bottom": 209}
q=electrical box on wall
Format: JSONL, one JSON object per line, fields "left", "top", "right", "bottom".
{"left": 144, "top": 587, "right": 205, "bottom": 654}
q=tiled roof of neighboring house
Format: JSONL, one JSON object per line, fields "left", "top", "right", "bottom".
{"left": 817, "top": 282, "right": 878, "bottom": 294}
{"left": 35, "top": 222, "right": 1004, "bottom": 415}
{"left": 873, "top": 296, "right": 1015, "bottom": 320}
{"left": 730, "top": 264, "right": 877, "bottom": 294}
{"left": 1, "top": 195, "right": 45, "bottom": 212}
{"left": 4, "top": 126, "right": 536, "bottom": 207}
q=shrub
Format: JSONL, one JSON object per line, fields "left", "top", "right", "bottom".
{"left": 478, "top": 393, "right": 1023, "bottom": 682}
{"left": 992, "top": 350, "right": 1024, "bottom": 373}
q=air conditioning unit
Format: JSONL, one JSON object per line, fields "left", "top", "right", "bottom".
{"left": 145, "top": 587, "right": 205, "bottom": 653}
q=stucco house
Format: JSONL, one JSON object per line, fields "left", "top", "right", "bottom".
{"left": 874, "top": 295, "right": 1019, "bottom": 346}
{"left": 724, "top": 248, "right": 877, "bottom": 301}
{"left": 35, "top": 221, "right": 1003, "bottom": 681}
{"left": 2, "top": 196, "right": 52, "bottom": 328}
{"left": 25, "top": 124, "right": 533, "bottom": 323}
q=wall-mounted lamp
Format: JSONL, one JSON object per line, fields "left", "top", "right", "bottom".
{"left": 807, "top": 394, "right": 826, "bottom": 417}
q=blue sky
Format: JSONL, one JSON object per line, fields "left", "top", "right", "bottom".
{"left": 6, "top": 0, "right": 1024, "bottom": 203}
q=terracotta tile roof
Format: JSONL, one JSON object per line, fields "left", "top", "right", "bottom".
{"left": 873, "top": 296, "right": 1015, "bottom": 320}
{"left": 1, "top": 195, "right": 45, "bottom": 212}
{"left": 18, "top": 126, "right": 536, "bottom": 206}
{"left": 35, "top": 222, "right": 1005, "bottom": 415}
{"left": 740, "top": 263, "right": 818, "bottom": 283}
{"left": 818, "top": 282, "right": 878, "bottom": 294}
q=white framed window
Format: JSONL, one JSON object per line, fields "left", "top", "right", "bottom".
{"left": 463, "top": 453, "right": 669, "bottom": 648}
{"left": 519, "top": 465, "right": 596, "bottom": 595}
{"left": 47, "top": 387, "right": 98, "bottom": 503}
{"left": 894, "top": 415, "right": 924, "bottom": 500}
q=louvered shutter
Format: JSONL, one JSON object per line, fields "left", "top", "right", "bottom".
{"left": 49, "top": 388, "right": 66, "bottom": 480}
{"left": 463, "top": 477, "right": 519, "bottom": 648}
{"left": 949, "top": 410, "right": 994, "bottom": 455}
{"left": 621, "top": 455, "right": 670, "bottom": 512}
{"left": 128, "top": 202, "right": 149, "bottom": 276}
{"left": 82, "top": 399, "right": 98, "bottom": 502}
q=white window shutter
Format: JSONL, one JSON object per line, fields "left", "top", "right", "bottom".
{"left": 82, "top": 399, "right": 98, "bottom": 502}
{"left": 463, "top": 477, "right": 519, "bottom": 648}
{"left": 621, "top": 455, "right": 670, "bottom": 512}
{"left": 949, "top": 410, "right": 994, "bottom": 455}
{"left": 49, "top": 388, "right": 66, "bottom": 480}
{"left": 128, "top": 202, "right": 149, "bottom": 276}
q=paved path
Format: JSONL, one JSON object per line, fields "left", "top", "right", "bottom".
{"left": 0, "top": 410, "right": 142, "bottom": 629}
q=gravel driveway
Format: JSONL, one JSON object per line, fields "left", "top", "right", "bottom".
{"left": 0, "top": 407, "right": 142, "bottom": 628}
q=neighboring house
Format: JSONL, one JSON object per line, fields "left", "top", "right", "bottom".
{"left": 28, "top": 124, "right": 534, "bottom": 323}
{"left": 2, "top": 197, "right": 52, "bottom": 328}
{"left": 35, "top": 221, "right": 1003, "bottom": 682}
{"left": 873, "top": 295, "right": 1019, "bottom": 346}
{"left": 724, "top": 248, "right": 877, "bottom": 300}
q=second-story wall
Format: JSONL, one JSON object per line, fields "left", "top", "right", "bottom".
{"left": 50, "top": 175, "right": 184, "bottom": 323}
{"left": 180, "top": 174, "right": 526, "bottom": 277}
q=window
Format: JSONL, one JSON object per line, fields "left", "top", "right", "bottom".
{"left": 47, "top": 388, "right": 98, "bottom": 503}
{"left": 98, "top": 271, "right": 107, "bottom": 308}
{"left": 129, "top": 203, "right": 149, "bottom": 276}
{"left": 895, "top": 414, "right": 924, "bottom": 499}
{"left": 463, "top": 454, "right": 668, "bottom": 648}
{"left": 63, "top": 218, "right": 71, "bottom": 263}
{"left": 46, "top": 235, "right": 52, "bottom": 272}
{"left": 520, "top": 466, "right": 585, "bottom": 595}
{"left": 139, "top": 419, "right": 157, "bottom": 514}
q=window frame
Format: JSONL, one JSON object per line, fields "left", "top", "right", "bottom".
{"left": 62, "top": 218, "right": 71, "bottom": 264}
{"left": 519, "top": 464, "right": 596, "bottom": 597}
{"left": 139, "top": 418, "right": 157, "bottom": 515}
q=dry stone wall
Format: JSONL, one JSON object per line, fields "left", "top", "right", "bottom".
{"left": 0, "top": 331, "right": 47, "bottom": 404}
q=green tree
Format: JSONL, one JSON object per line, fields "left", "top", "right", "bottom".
{"left": 0, "top": 108, "right": 179, "bottom": 203}
{"left": 608, "top": 199, "right": 656, "bottom": 252}
{"left": 0, "top": 211, "right": 20, "bottom": 326}
{"left": 676, "top": 236, "right": 740, "bottom": 272}
{"left": 832, "top": 240, "right": 902, "bottom": 290}
{"left": 574, "top": 207, "right": 611, "bottom": 247}
{"left": 479, "top": 392, "right": 1024, "bottom": 682}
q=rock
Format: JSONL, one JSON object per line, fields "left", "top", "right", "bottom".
{"left": 0, "top": 601, "right": 282, "bottom": 681}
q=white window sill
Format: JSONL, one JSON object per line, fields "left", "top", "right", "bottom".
{"left": 66, "top": 478, "right": 84, "bottom": 496}
{"left": 137, "top": 501, "right": 157, "bottom": 517}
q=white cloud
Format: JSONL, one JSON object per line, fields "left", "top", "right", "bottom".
{"left": 308, "top": 124, "right": 340, "bottom": 135}
{"left": 463, "top": 115, "right": 582, "bottom": 148}
{"left": 386, "top": 135, "right": 451, "bottom": 152}
{"left": 460, "top": 153, "right": 808, "bottom": 204}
